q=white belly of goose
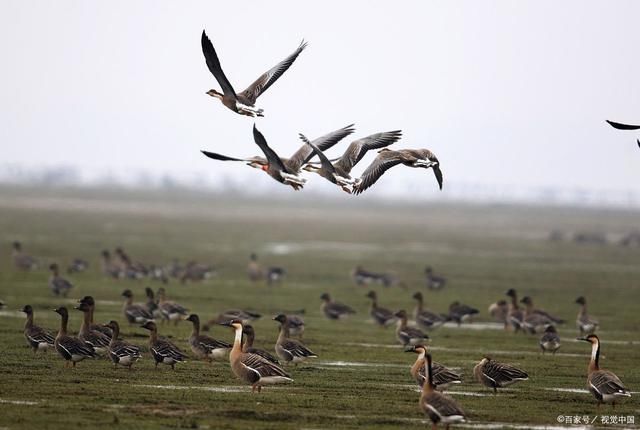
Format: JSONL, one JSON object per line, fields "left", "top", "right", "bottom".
{"left": 259, "top": 376, "right": 293, "bottom": 385}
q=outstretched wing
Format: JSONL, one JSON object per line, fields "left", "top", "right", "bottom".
{"left": 353, "top": 151, "right": 404, "bottom": 195}
{"left": 239, "top": 40, "right": 308, "bottom": 104}
{"left": 300, "top": 133, "right": 337, "bottom": 175}
{"left": 201, "top": 151, "right": 250, "bottom": 162}
{"left": 334, "top": 131, "right": 402, "bottom": 174}
{"left": 285, "top": 124, "right": 355, "bottom": 172}
{"left": 606, "top": 120, "right": 640, "bottom": 130}
{"left": 252, "top": 125, "right": 289, "bottom": 172}
{"left": 201, "top": 30, "right": 237, "bottom": 98}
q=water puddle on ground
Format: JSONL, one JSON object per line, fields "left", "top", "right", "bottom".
{"left": 0, "top": 399, "right": 40, "bottom": 406}
{"left": 135, "top": 384, "right": 249, "bottom": 393}
{"left": 0, "top": 310, "right": 24, "bottom": 318}
{"left": 264, "top": 241, "right": 380, "bottom": 255}
{"left": 317, "top": 360, "right": 406, "bottom": 368}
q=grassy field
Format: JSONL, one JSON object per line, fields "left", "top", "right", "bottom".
{"left": 0, "top": 185, "right": 638, "bottom": 429}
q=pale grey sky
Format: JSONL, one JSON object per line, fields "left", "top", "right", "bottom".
{"left": 1, "top": 1, "right": 639, "bottom": 198}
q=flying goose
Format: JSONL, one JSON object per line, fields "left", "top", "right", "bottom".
{"left": 48, "top": 263, "right": 73, "bottom": 297}
{"left": 473, "top": 357, "right": 528, "bottom": 394}
{"left": 412, "top": 292, "right": 448, "bottom": 330}
{"left": 301, "top": 130, "right": 402, "bottom": 193}
{"left": 242, "top": 324, "right": 280, "bottom": 364}
{"left": 157, "top": 287, "right": 188, "bottom": 324}
{"left": 448, "top": 302, "right": 479, "bottom": 326}
{"left": 103, "top": 320, "right": 141, "bottom": 370}
{"left": 75, "top": 302, "right": 111, "bottom": 355}
{"left": 52, "top": 307, "right": 96, "bottom": 367}
{"left": 78, "top": 296, "right": 113, "bottom": 340}
{"left": 577, "top": 334, "right": 631, "bottom": 406}
{"left": 406, "top": 345, "right": 462, "bottom": 390}
{"left": 221, "top": 319, "right": 292, "bottom": 392}
{"left": 121, "top": 289, "right": 154, "bottom": 325}
{"left": 202, "top": 124, "right": 354, "bottom": 190}
{"left": 320, "top": 293, "right": 356, "bottom": 320}
{"left": 185, "top": 314, "right": 231, "bottom": 362}
{"left": 21, "top": 305, "right": 55, "bottom": 354}
{"left": 575, "top": 296, "right": 599, "bottom": 335}
{"left": 420, "top": 353, "right": 466, "bottom": 429}
{"left": 425, "top": 266, "right": 447, "bottom": 290}
{"left": 394, "top": 310, "right": 429, "bottom": 346}
{"left": 201, "top": 30, "right": 306, "bottom": 117}
{"left": 505, "top": 289, "right": 523, "bottom": 332}
{"left": 203, "top": 124, "right": 354, "bottom": 179}
{"left": 11, "top": 241, "right": 38, "bottom": 271}
{"left": 353, "top": 148, "right": 443, "bottom": 195}
{"left": 365, "top": 291, "right": 396, "bottom": 327}
{"left": 273, "top": 314, "right": 317, "bottom": 364}
{"left": 606, "top": 120, "right": 640, "bottom": 148}
{"left": 539, "top": 325, "right": 561, "bottom": 354}
{"left": 141, "top": 321, "right": 188, "bottom": 370}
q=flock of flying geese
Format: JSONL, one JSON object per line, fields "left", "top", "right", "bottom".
{"left": 198, "top": 30, "right": 443, "bottom": 194}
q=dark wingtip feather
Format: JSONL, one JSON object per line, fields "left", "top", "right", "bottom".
{"left": 637, "top": 139, "right": 640, "bottom": 149}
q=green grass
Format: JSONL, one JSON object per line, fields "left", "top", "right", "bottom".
{"left": 0, "top": 185, "right": 639, "bottom": 429}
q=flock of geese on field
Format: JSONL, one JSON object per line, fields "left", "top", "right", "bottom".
{"left": 10, "top": 244, "right": 633, "bottom": 429}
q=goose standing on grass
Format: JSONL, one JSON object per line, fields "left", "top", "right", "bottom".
{"left": 103, "top": 320, "right": 141, "bottom": 370}
{"left": 320, "top": 293, "right": 356, "bottom": 320}
{"left": 79, "top": 296, "right": 112, "bottom": 340}
{"left": 575, "top": 296, "right": 599, "bottom": 335}
{"left": 394, "top": 310, "right": 429, "bottom": 346}
{"left": 75, "top": 302, "right": 110, "bottom": 354}
{"left": 141, "top": 321, "right": 188, "bottom": 370}
{"left": 242, "top": 324, "right": 280, "bottom": 364}
{"left": 520, "top": 296, "right": 564, "bottom": 324}
{"left": 577, "top": 334, "right": 631, "bottom": 407}
{"left": 101, "top": 250, "right": 121, "bottom": 279}
{"left": 221, "top": 319, "right": 292, "bottom": 393}
{"left": 505, "top": 289, "right": 523, "bottom": 332}
{"left": 12, "top": 241, "right": 38, "bottom": 271}
{"left": 448, "top": 302, "right": 479, "bottom": 326}
{"left": 67, "top": 258, "right": 89, "bottom": 274}
{"left": 185, "top": 314, "right": 231, "bottom": 362}
{"left": 201, "top": 30, "right": 306, "bottom": 117}
{"left": 52, "top": 307, "right": 96, "bottom": 367}
{"left": 488, "top": 300, "right": 509, "bottom": 326}
{"left": 301, "top": 130, "right": 402, "bottom": 193}
{"left": 48, "top": 263, "right": 73, "bottom": 297}
{"left": 406, "top": 345, "right": 462, "bottom": 390}
{"left": 157, "top": 287, "right": 188, "bottom": 324}
{"left": 145, "top": 287, "right": 162, "bottom": 320}
{"left": 122, "top": 289, "right": 154, "bottom": 325}
{"left": 365, "top": 291, "right": 396, "bottom": 327}
{"left": 539, "top": 325, "right": 561, "bottom": 354}
{"left": 425, "top": 266, "right": 447, "bottom": 290}
{"left": 412, "top": 292, "right": 448, "bottom": 330}
{"left": 420, "top": 353, "right": 466, "bottom": 429}
{"left": 273, "top": 314, "right": 317, "bottom": 365}
{"left": 247, "top": 253, "right": 263, "bottom": 282}
{"left": 473, "top": 357, "right": 528, "bottom": 394}
{"left": 353, "top": 148, "right": 443, "bottom": 195}
{"left": 21, "top": 305, "right": 55, "bottom": 354}
{"left": 203, "top": 309, "right": 262, "bottom": 330}
{"left": 606, "top": 120, "right": 640, "bottom": 148}
{"left": 203, "top": 124, "right": 355, "bottom": 189}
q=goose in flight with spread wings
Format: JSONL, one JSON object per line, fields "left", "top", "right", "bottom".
{"left": 301, "top": 130, "right": 402, "bottom": 193}
{"left": 201, "top": 124, "right": 355, "bottom": 190}
{"left": 201, "top": 30, "right": 307, "bottom": 117}
{"left": 353, "top": 148, "right": 443, "bottom": 195}
{"left": 606, "top": 120, "right": 640, "bottom": 148}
